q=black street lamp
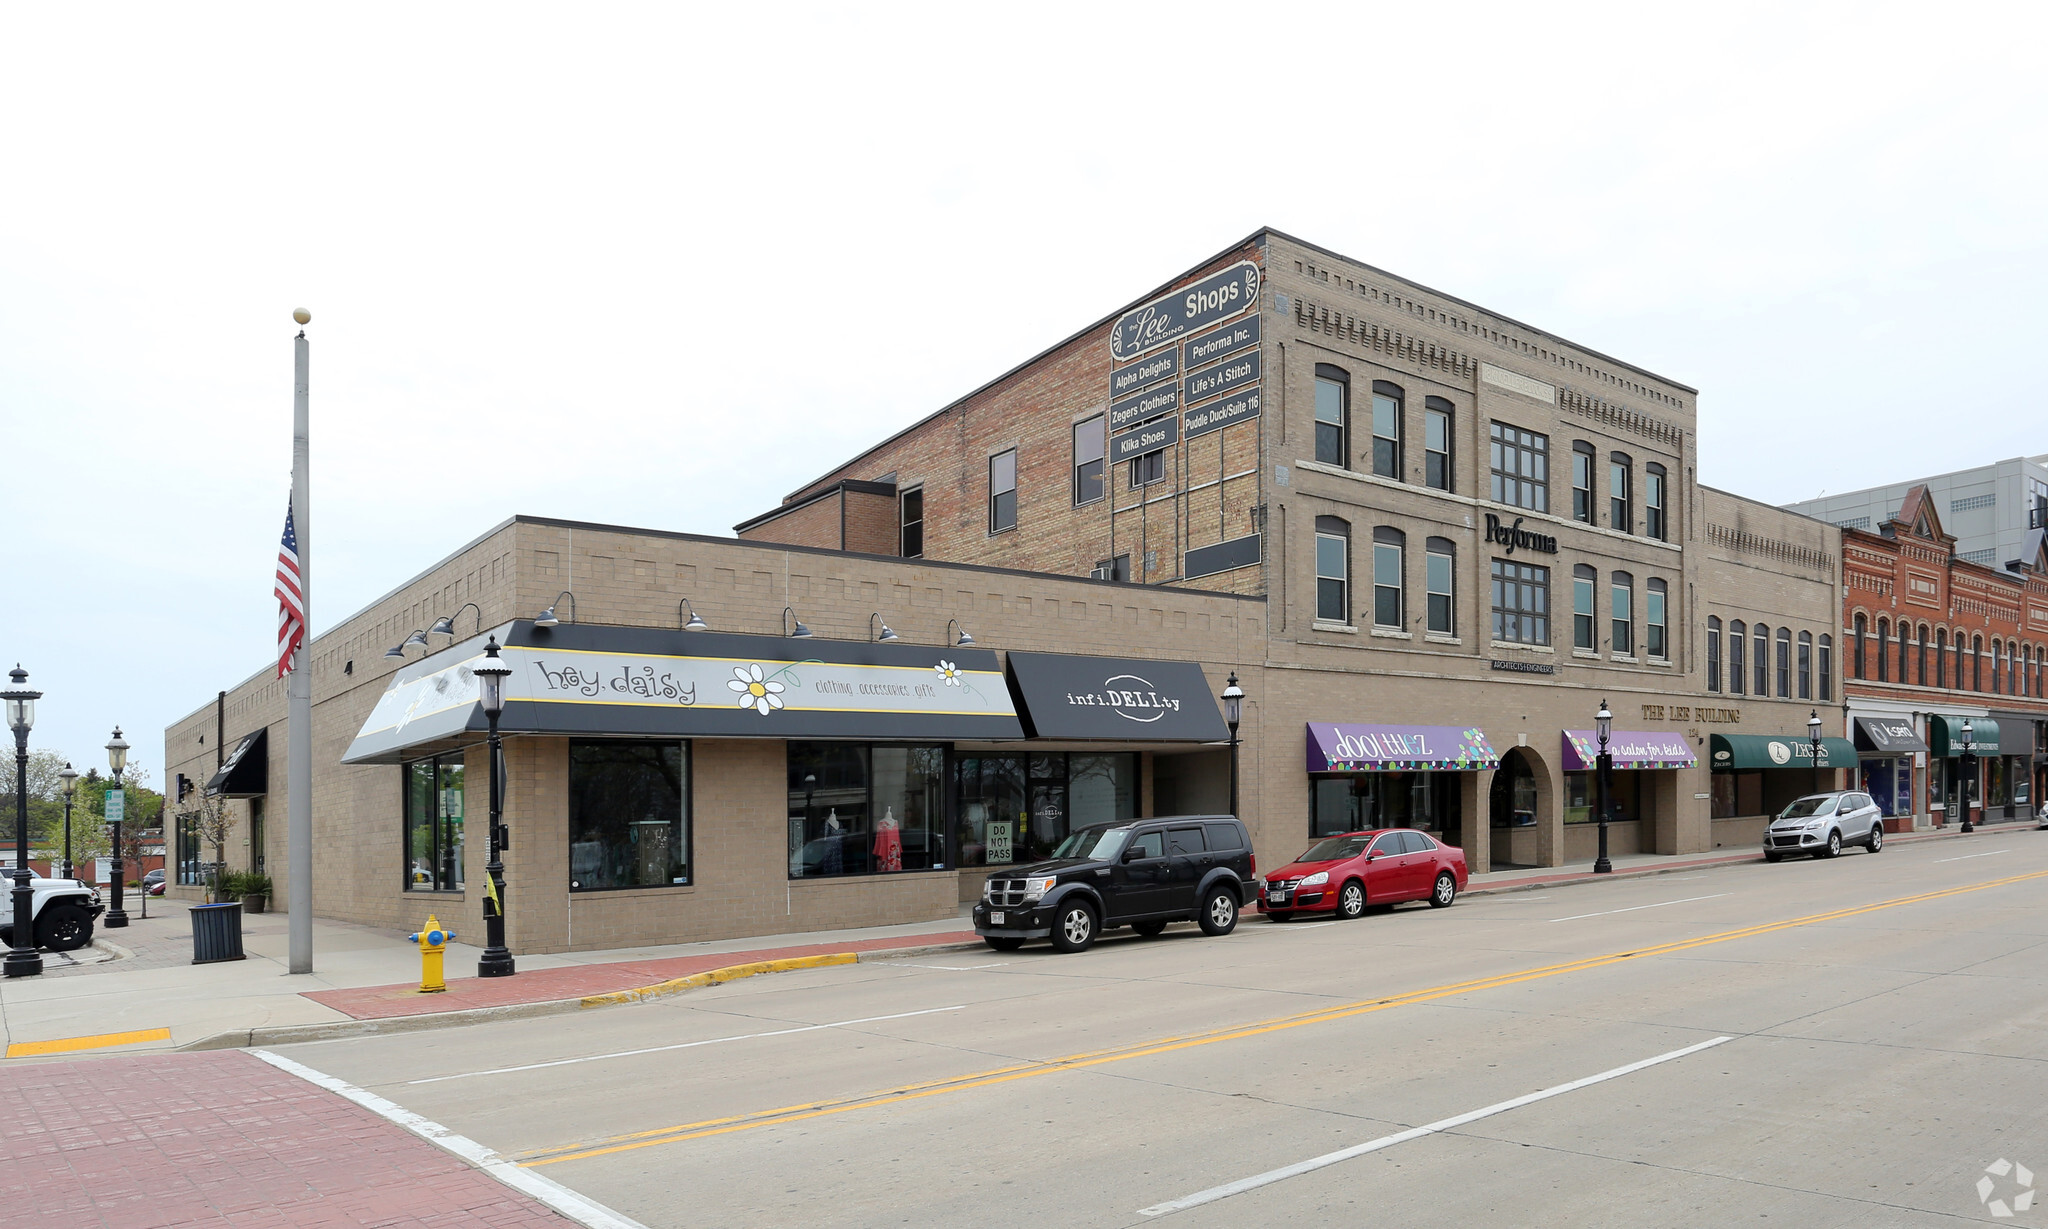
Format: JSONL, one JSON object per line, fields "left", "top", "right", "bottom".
{"left": 1958, "top": 718, "right": 1976, "bottom": 834}
{"left": 1593, "top": 700, "right": 1614, "bottom": 875}
{"left": 104, "top": 728, "right": 130, "bottom": 929}
{"left": 1808, "top": 709, "right": 1824, "bottom": 793}
{"left": 473, "top": 637, "right": 515, "bottom": 977}
{"left": 57, "top": 763, "right": 77, "bottom": 880}
{"left": 5, "top": 666, "right": 44, "bottom": 977}
{"left": 1221, "top": 673, "right": 1244, "bottom": 820}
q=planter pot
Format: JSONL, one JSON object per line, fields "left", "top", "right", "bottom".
{"left": 190, "top": 902, "right": 246, "bottom": 964}
{"left": 241, "top": 894, "right": 268, "bottom": 914}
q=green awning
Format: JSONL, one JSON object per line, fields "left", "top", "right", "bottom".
{"left": 1710, "top": 733, "right": 1858, "bottom": 772}
{"left": 1928, "top": 716, "right": 1999, "bottom": 758}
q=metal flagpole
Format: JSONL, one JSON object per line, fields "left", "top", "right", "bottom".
{"left": 288, "top": 311, "right": 314, "bottom": 973}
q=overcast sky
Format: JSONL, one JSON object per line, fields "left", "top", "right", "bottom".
{"left": 3, "top": 2, "right": 2043, "bottom": 772}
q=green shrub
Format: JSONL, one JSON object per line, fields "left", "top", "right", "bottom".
{"left": 242, "top": 873, "right": 273, "bottom": 898}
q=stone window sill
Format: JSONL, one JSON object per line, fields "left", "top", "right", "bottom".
{"left": 1369, "top": 627, "right": 1413, "bottom": 640}
{"left": 1313, "top": 621, "right": 1359, "bottom": 634}
{"left": 1425, "top": 634, "right": 1462, "bottom": 646}
{"left": 1490, "top": 641, "right": 1555, "bottom": 655}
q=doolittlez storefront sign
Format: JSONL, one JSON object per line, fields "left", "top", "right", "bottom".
{"left": 1109, "top": 260, "right": 1261, "bottom": 362}
{"left": 1004, "top": 652, "right": 1229, "bottom": 742}
{"left": 343, "top": 623, "right": 1024, "bottom": 762}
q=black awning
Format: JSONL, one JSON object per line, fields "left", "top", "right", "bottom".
{"left": 1988, "top": 714, "right": 2037, "bottom": 758}
{"left": 1853, "top": 716, "right": 1928, "bottom": 755}
{"left": 1004, "top": 652, "right": 1230, "bottom": 742}
{"left": 206, "top": 728, "right": 269, "bottom": 797}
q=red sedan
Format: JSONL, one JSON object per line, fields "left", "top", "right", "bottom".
{"left": 1259, "top": 828, "right": 1468, "bottom": 920}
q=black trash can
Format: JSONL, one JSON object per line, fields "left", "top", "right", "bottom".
{"left": 191, "top": 902, "right": 247, "bottom": 964}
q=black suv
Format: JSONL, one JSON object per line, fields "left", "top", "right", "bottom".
{"left": 972, "top": 815, "right": 1257, "bottom": 953}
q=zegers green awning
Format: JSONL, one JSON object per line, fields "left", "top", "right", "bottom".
{"left": 1928, "top": 716, "right": 1999, "bottom": 758}
{"left": 1710, "top": 734, "right": 1857, "bottom": 771}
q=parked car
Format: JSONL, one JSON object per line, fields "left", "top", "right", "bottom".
{"left": 1763, "top": 791, "right": 1883, "bottom": 860}
{"left": 0, "top": 876, "right": 106, "bottom": 951}
{"left": 1260, "top": 828, "right": 1467, "bottom": 920}
{"left": 972, "top": 815, "right": 1257, "bottom": 953}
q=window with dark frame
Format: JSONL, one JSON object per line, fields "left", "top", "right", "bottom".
{"left": 1425, "top": 537, "right": 1455, "bottom": 635}
{"left": 1489, "top": 423, "right": 1549, "bottom": 512}
{"left": 1645, "top": 463, "right": 1667, "bottom": 540}
{"left": 1853, "top": 613, "right": 1866, "bottom": 678}
{"left": 899, "top": 487, "right": 924, "bottom": 558}
{"left": 1798, "top": 630, "right": 1813, "bottom": 699}
{"left": 1128, "top": 448, "right": 1166, "bottom": 488}
{"left": 1573, "top": 564, "right": 1596, "bottom": 650}
{"left": 1936, "top": 628, "right": 1948, "bottom": 688}
{"left": 404, "top": 753, "right": 466, "bottom": 892}
{"left": 1819, "top": 634, "right": 1833, "bottom": 701}
{"left": 1424, "top": 398, "right": 1452, "bottom": 490}
{"left": 1372, "top": 527, "right": 1404, "bottom": 629}
{"left": 1754, "top": 623, "right": 1770, "bottom": 695}
{"left": 1646, "top": 577, "right": 1668, "bottom": 660}
{"left": 1072, "top": 417, "right": 1105, "bottom": 507}
{"left": 1877, "top": 618, "right": 1889, "bottom": 682}
{"left": 1610, "top": 572, "right": 1633, "bottom": 655}
{"left": 988, "top": 449, "right": 1017, "bottom": 533}
{"left": 1315, "top": 516, "right": 1350, "bottom": 624}
{"left": 788, "top": 742, "right": 945, "bottom": 878}
{"left": 1571, "top": 441, "right": 1595, "bottom": 523}
{"left": 1609, "top": 453, "right": 1632, "bottom": 533}
{"left": 1371, "top": 380, "right": 1403, "bottom": 480}
{"left": 1314, "top": 364, "right": 1349, "bottom": 467}
{"left": 568, "top": 741, "right": 689, "bottom": 891}
{"left": 1491, "top": 559, "right": 1550, "bottom": 644}
{"left": 1776, "top": 626, "right": 1791, "bottom": 697}
{"left": 1730, "top": 619, "right": 1747, "bottom": 695}
{"left": 1707, "top": 615, "right": 1722, "bottom": 691}
{"left": 1916, "top": 624, "right": 1928, "bottom": 687}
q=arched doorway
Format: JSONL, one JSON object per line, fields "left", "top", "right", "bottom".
{"left": 1489, "top": 747, "right": 1541, "bottom": 868}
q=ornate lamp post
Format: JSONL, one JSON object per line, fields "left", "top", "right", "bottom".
{"left": 1958, "top": 718, "right": 1976, "bottom": 834}
{"left": 1593, "top": 700, "right": 1614, "bottom": 875}
{"left": 1808, "top": 709, "right": 1824, "bottom": 793}
{"left": 57, "top": 763, "right": 77, "bottom": 880}
{"left": 1221, "top": 673, "right": 1245, "bottom": 820}
{"left": 104, "top": 728, "right": 130, "bottom": 929}
{"left": 473, "top": 637, "right": 515, "bottom": 977}
{"left": 5, "top": 666, "right": 44, "bottom": 977}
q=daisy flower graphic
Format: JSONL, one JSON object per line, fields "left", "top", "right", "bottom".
{"left": 934, "top": 660, "right": 962, "bottom": 687}
{"left": 727, "top": 663, "right": 786, "bottom": 715}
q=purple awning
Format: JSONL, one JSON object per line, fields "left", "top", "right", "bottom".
{"left": 1561, "top": 730, "right": 1698, "bottom": 771}
{"left": 1306, "top": 723, "right": 1501, "bottom": 773}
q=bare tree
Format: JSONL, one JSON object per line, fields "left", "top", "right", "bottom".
{"left": 188, "top": 791, "right": 236, "bottom": 902}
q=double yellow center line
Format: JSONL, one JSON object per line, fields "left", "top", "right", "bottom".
{"left": 519, "top": 867, "right": 2048, "bottom": 1168}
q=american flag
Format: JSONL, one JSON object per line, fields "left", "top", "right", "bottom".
{"left": 275, "top": 503, "right": 305, "bottom": 678}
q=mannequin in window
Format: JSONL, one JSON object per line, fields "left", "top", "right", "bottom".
{"left": 874, "top": 806, "right": 902, "bottom": 873}
{"left": 823, "top": 808, "right": 843, "bottom": 874}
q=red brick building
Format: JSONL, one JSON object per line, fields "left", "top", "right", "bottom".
{"left": 1841, "top": 485, "right": 2048, "bottom": 828}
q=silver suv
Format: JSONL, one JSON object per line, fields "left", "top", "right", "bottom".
{"left": 1763, "top": 791, "right": 1883, "bottom": 861}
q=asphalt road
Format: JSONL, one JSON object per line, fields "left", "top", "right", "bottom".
{"left": 272, "top": 830, "right": 2048, "bottom": 1228}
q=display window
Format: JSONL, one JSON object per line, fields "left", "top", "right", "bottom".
{"left": 570, "top": 741, "right": 690, "bottom": 891}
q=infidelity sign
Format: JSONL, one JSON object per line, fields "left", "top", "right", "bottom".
{"left": 1182, "top": 386, "right": 1260, "bottom": 438}
{"left": 1183, "top": 348, "right": 1260, "bottom": 404}
{"left": 1109, "top": 382, "right": 1179, "bottom": 433}
{"left": 1182, "top": 315, "right": 1259, "bottom": 368}
{"left": 1005, "top": 651, "right": 1229, "bottom": 741}
{"left": 1110, "top": 415, "right": 1178, "bottom": 463}
{"left": 1109, "top": 260, "right": 1261, "bottom": 362}
{"left": 1109, "top": 350, "right": 1179, "bottom": 399}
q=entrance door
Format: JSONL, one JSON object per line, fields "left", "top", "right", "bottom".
{"left": 249, "top": 798, "right": 265, "bottom": 876}
{"left": 1488, "top": 748, "right": 1540, "bottom": 869}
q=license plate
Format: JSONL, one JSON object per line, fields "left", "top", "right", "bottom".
{"left": 989, "top": 911, "right": 1004, "bottom": 925}
{"left": 1268, "top": 891, "right": 1288, "bottom": 903}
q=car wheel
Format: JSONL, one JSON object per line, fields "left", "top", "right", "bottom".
{"left": 1428, "top": 871, "right": 1458, "bottom": 908}
{"left": 35, "top": 904, "right": 93, "bottom": 953}
{"left": 1764, "top": 851, "right": 1784, "bottom": 863}
{"left": 1131, "top": 920, "right": 1167, "bottom": 937}
{"left": 1866, "top": 824, "right": 1883, "bottom": 853}
{"left": 1336, "top": 880, "right": 1366, "bottom": 920}
{"left": 1198, "top": 888, "right": 1239, "bottom": 936}
{"left": 1049, "top": 902, "right": 1097, "bottom": 953}
{"left": 1818, "top": 830, "right": 1842, "bottom": 859}
{"left": 1266, "top": 910, "right": 1292, "bottom": 923}
{"left": 983, "top": 936, "right": 1025, "bottom": 952}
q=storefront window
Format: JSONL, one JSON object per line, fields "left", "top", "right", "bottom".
{"left": 570, "top": 741, "right": 689, "bottom": 891}
{"left": 956, "top": 752, "right": 1135, "bottom": 868}
{"left": 1710, "top": 771, "right": 1765, "bottom": 819}
{"left": 1989, "top": 757, "right": 2010, "bottom": 807}
{"left": 788, "top": 742, "right": 943, "bottom": 877}
{"left": 1861, "top": 758, "right": 1909, "bottom": 818}
{"left": 176, "top": 811, "right": 203, "bottom": 884}
{"left": 404, "top": 753, "right": 465, "bottom": 891}
{"left": 1564, "top": 771, "right": 1645, "bottom": 823}
{"left": 1311, "top": 772, "right": 1457, "bottom": 838}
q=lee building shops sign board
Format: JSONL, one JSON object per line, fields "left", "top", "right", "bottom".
{"left": 342, "top": 622, "right": 1024, "bottom": 763}
{"left": 1109, "top": 261, "right": 1261, "bottom": 362}
{"left": 1003, "top": 652, "right": 1229, "bottom": 742}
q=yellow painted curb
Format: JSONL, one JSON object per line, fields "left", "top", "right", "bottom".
{"left": 7, "top": 1026, "right": 173, "bottom": 1058}
{"left": 579, "top": 953, "right": 857, "bottom": 1010}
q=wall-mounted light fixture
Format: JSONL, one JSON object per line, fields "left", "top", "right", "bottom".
{"left": 679, "top": 599, "right": 709, "bottom": 632}
{"left": 947, "top": 619, "right": 975, "bottom": 647}
{"left": 784, "top": 607, "right": 813, "bottom": 638}
{"left": 870, "top": 613, "right": 899, "bottom": 642}
{"left": 534, "top": 591, "right": 577, "bottom": 627}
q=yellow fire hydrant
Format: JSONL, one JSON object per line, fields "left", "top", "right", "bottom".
{"left": 409, "top": 913, "right": 456, "bottom": 993}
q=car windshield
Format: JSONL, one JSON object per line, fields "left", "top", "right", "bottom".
{"left": 1780, "top": 796, "right": 1839, "bottom": 819}
{"left": 1296, "top": 834, "right": 1373, "bottom": 862}
{"left": 1052, "top": 825, "right": 1130, "bottom": 860}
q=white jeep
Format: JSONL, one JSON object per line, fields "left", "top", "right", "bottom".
{"left": 0, "top": 876, "right": 106, "bottom": 952}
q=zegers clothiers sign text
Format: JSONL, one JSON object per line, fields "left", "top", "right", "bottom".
{"left": 1109, "top": 260, "right": 1261, "bottom": 362}
{"left": 1484, "top": 513, "right": 1557, "bottom": 555}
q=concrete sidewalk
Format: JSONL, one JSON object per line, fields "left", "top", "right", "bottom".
{"left": 0, "top": 822, "right": 2009, "bottom": 1059}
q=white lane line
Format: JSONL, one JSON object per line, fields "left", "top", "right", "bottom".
{"left": 253, "top": 1049, "right": 649, "bottom": 1229}
{"left": 1549, "top": 893, "right": 1729, "bottom": 923}
{"left": 405, "top": 1006, "right": 967, "bottom": 1086}
{"left": 1934, "top": 849, "right": 2009, "bottom": 863}
{"left": 1137, "top": 1035, "right": 1733, "bottom": 1217}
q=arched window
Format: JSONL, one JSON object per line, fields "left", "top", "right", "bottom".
{"left": 1372, "top": 526, "right": 1405, "bottom": 629}
{"left": 1315, "top": 515, "right": 1350, "bottom": 623}
{"left": 2009, "top": 641, "right": 2019, "bottom": 694}
{"left": 1371, "top": 381, "right": 1404, "bottom": 480}
{"left": 1425, "top": 537, "right": 1456, "bottom": 635}
{"left": 1853, "top": 613, "right": 1867, "bottom": 679}
{"left": 1936, "top": 629, "right": 1948, "bottom": 688}
{"left": 1645, "top": 463, "right": 1668, "bottom": 541}
{"left": 1573, "top": 564, "right": 1597, "bottom": 650}
{"left": 1972, "top": 634, "right": 1983, "bottom": 691}
{"left": 1646, "top": 578, "right": 1668, "bottom": 659}
{"left": 1314, "top": 364, "right": 1349, "bottom": 468}
{"left": 1819, "top": 634, "right": 1833, "bottom": 701}
{"left": 1571, "top": 442, "right": 1596, "bottom": 524}
{"left": 1776, "top": 627, "right": 1792, "bottom": 697}
{"left": 1707, "top": 616, "right": 1723, "bottom": 692}
{"left": 1916, "top": 624, "right": 1929, "bottom": 687}
{"left": 1610, "top": 452, "right": 1633, "bottom": 533}
{"left": 1754, "top": 623, "right": 1770, "bottom": 696}
{"left": 1798, "top": 630, "right": 1813, "bottom": 700}
{"left": 1992, "top": 639, "right": 2003, "bottom": 694}
{"left": 1611, "top": 572, "right": 1635, "bottom": 656}
{"left": 1897, "top": 622, "right": 1909, "bottom": 686}
{"left": 1729, "top": 620, "right": 1747, "bottom": 695}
